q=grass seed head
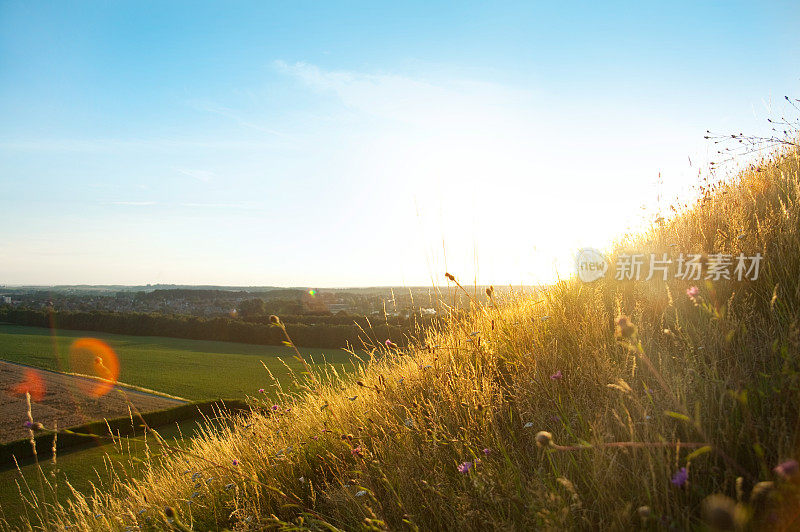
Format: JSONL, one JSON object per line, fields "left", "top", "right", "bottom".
{"left": 535, "top": 431, "right": 553, "bottom": 448}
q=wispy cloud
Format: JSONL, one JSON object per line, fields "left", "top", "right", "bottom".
{"left": 185, "top": 99, "right": 293, "bottom": 139}
{"left": 110, "top": 201, "right": 157, "bottom": 206}
{"left": 273, "top": 60, "right": 537, "bottom": 129}
{"left": 176, "top": 168, "right": 215, "bottom": 183}
{"left": 0, "top": 138, "right": 279, "bottom": 153}
{"left": 179, "top": 202, "right": 257, "bottom": 209}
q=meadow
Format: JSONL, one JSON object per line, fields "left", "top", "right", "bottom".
{"left": 0, "top": 324, "right": 357, "bottom": 401}
{"left": 0, "top": 417, "right": 211, "bottom": 527}
{"left": 6, "top": 146, "right": 800, "bottom": 530}
{"left": 0, "top": 325, "right": 359, "bottom": 528}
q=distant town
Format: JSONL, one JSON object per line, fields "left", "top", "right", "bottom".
{"left": 0, "top": 284, "right": 466, "bottom": 319}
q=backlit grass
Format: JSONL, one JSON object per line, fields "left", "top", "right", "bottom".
{"left": 5, "top": 147, "right": 800, "bottom": 530}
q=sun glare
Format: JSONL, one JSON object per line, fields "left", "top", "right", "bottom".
{"left": 68, "top": 338, "right": 120, "bottom": 398}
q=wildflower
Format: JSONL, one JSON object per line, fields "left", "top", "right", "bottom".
{"left": 550, "top": 370, "right": 563, "bottom": 380}
{"left": 258, "top": 388, "right": 265, "bottom": 393}
{"left": 702, "top": 494, "right": 737, "bottom": 530}
{"left": 686, "top": 286, "right": 700, "bottom": 298}
{"left": 482, "top": 448, "right": 491, "bottom": 455}
{"left": 269, "top": 315, "right": 280, "bottom": 324}
{"left": 232, "top": 459, "right": 240, "bottom": 466}
{"left": 457, "top": 461, "right": 472, "bottom": 474}
{"left": 271, "top": 405, "right": 280, "bottom": 411}
{"left": 615, "top": 315, "right": 637, "bottom": 339}
{"left": 351, "top": 445, "right": 364, "bottom": 458}
{"left": 385, "top": 339, "right": 398, "bottom": 348}
{"left": 774, "top": 459, "right": 799, "bottom": 480}
{"left": 535, "top": 431, "right": 553, "bottom": 448}
{"left": 671, "top": 467, "right": 688, "bottom": 488}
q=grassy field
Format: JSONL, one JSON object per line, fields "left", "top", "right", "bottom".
{"left": 8, "top": 147, "right": 800, "bottom": 530}
{"left": 0, "top": 416, "right": 222, "bottom": 528}
{"left": 0, "top": 324, "right": 358, "bottom": 401}
{"left": 0, "top": 325, "right": 359, "bottom": 527}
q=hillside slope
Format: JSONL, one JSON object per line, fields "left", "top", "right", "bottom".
{"left": 7, "top": 148, "right": 800, "bottom": 530}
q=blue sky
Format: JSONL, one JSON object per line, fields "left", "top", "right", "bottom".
{"left": 1, "top": 1, "right": 798, "bottom": 286}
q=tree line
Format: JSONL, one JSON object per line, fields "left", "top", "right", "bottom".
{"left": 0, "top": 307, "right": 432, "bottom": 349}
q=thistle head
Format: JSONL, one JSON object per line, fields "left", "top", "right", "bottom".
{"left": 774, "top": 459, "right": 799, "bottom": 481}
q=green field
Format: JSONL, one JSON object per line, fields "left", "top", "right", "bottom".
{"left": 0, "top": 324, "right": 361, "bottom": 527}
{"left": 0, "top": 416, "right": 218, "bottom": 527}
{"left": 0, "top": 324, "right": 358, "bottom": 400}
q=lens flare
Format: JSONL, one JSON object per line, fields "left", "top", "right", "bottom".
{"left": 69, "top": 338, "right": 120, "bottom": 397}
{"left": 308, "top": 289, "right": 316, "bottom": 297}
{"left": 10, "top": 369, "right": 46, "bottom": 402}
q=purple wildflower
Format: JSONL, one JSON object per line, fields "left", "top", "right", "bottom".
{"left": 271, "top": 405, "right": 280, "bottom": 411}
{"left": 550, "top": 370, "right": 563, "bottom": 380}
{"left": 232, "top": 459, "right": 240, "bottom": 466}
{"left": 686, "top": 286, "right": 699, "bottom": 298}
{"left": 671, "top": 467, "right": 688, "bottom": 487}
{"left": 482, "top": 448, "right": 491, "bottom": 455}
{"left": 385, "top": 339, "right": 398, "bottom": 349}
{"left": 457, "top": 461, "right": 472, "bottom": 474}
{"left": 774, "top": 459, "right": 799, "bottom": 480}
{"left": 23, "top": 421, "right": 34, "bottom": 429}
{"left": 258, "top": 388, "right": 265, "bottom": 393}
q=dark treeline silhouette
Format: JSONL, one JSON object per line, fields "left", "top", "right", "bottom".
{"left": 0, "top": 307, "right": 433, "bottom": 349}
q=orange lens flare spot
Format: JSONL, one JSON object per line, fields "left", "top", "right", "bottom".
{"left": 10, "top": 369, "right": 46, "bottom": 402}
{"left": 69, "top": 338, "right": 120, "bottom": 398}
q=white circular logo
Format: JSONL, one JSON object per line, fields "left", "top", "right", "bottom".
{"left": 575, "top": 248, "right": 608, "bottom": 282}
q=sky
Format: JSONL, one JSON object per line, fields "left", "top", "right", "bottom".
{"left": 0, "top": 1, "right": 798, "bottom": 287}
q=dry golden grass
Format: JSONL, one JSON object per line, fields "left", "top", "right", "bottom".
{"left": 5, "top": 148, "right": 800, "bottom": 530}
